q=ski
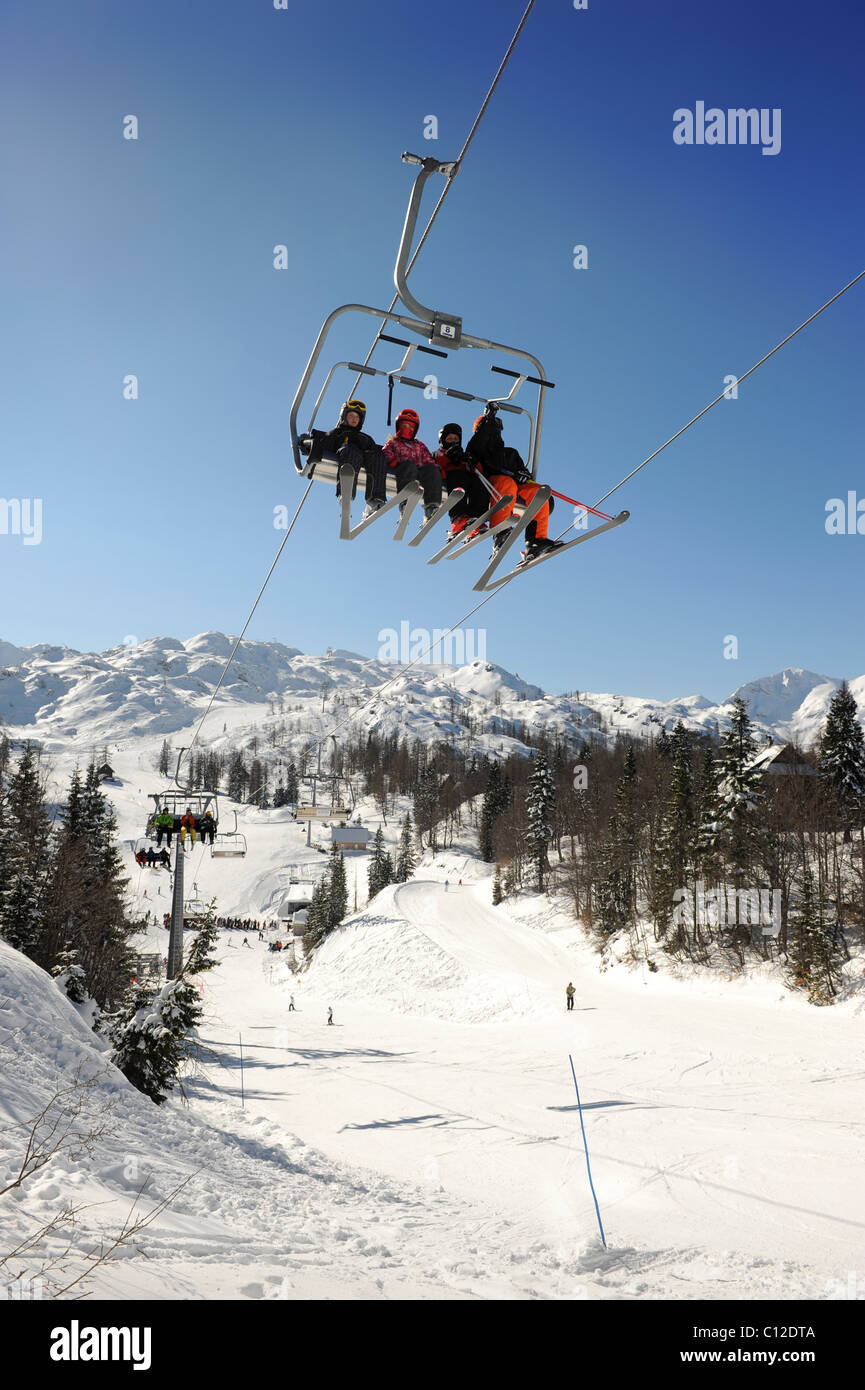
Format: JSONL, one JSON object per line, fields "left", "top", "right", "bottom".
{"left": 338, "top": 465, "right": 423, "bottom": 541}
{"left": 407, "top": 488, "right": 466, "bottom": 547}
{"left": 468, "top": 486, "right": 552, "bottom": 588}
{"left": 391, "top": 485, "right": 425, "bottom": 541}
{"left": 425, "top": 498, "right": 504, "bottom": 565}
{"left": 474, "top": 509, "right": 630, "bottom": 591}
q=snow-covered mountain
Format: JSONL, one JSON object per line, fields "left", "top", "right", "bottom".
{"left": 0, "top": 632, "right": 861, "bottom": 752}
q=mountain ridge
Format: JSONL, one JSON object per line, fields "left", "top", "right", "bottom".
{"left": 0, "top": 633, "right": 861, "bottom": 752}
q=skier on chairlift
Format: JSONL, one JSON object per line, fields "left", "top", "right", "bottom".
{"left": 302, "top": 400, "right": 387, "bottom": 521}
{"left": 466, "top": 406, "right": 563, "bottom": 562}
{"left": 154, "top": 805, "right": 174, "bottom": 848}
{"left": 434, "top": 423, "right": 490, "bottom": 539}
{"left": 382, "top": 408, "right": 442, "bottom": 525}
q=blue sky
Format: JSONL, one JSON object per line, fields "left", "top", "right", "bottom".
{"left": 1, "top": 0, "right": 862, "bottom": 702}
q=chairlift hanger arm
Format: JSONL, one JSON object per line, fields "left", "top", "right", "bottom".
{"left": 395, "top": 154, "right": 463, "bottom": 346}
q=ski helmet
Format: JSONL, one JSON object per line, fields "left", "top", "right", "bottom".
{"left": 438, "top": 422, "right": 462, "bottom": 446}
{"left": 395, "top": 407, "right": 420, "bottom": 438}
{"left": 339, "top": 399, "right": 366, "bottom": 428}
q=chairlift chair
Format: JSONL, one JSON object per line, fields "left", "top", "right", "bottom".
{"left": 211, "top": 809, "right": 247, "bottom": 859}
{"left": 289, "top": 153, "right": 629, "bottom": 588}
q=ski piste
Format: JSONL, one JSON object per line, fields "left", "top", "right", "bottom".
{"left": 477, "top": 507, "right": 631, "bottom": 591}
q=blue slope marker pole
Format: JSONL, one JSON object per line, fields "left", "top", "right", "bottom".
{"left": 569, "top": 1054, "right": 606, "bottom": 1248}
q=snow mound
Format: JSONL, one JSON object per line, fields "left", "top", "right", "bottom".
{"left": 310, "top": 888, "right": 546, "bottom": 1024}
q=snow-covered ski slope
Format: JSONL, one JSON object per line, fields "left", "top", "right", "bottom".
{"left": 2, "top": 637, "right": 864, "bottom": 1300}
{"left": 195, "top": 876, "right": 864, "bottom": 1301}
{"left": 5, "top": 868, "right": 863, "bottom": 1300}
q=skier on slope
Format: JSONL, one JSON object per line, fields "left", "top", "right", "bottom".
{"left": 327, "top": 1006, "right": 334, "bottom": 1025}
{"left": 382, "top": 408, "right": 442, "bottom": 525}
{"left": 466, "top": 408, "right": 563, "bottom": 561}
{"left": 434, "top": 422, "right": 490, "bottom": 539}
{"left": 566, "top": 982, "right": 576, "bottom": 1011}
{"left": 301, "top": 399, "right": 387, "bottom": 521}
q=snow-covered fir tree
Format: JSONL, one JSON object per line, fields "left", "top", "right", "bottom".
{"left": 184, "top": 902, "right": 220, "bottom": 975}
{"left": 819, "top": 681, "right": 865, "bottom": 840}
{"left": 709, "top": 697, "right": 764, "bottom": 886}
{"left": 367, "top": 826, "right": 393, "bottom": 899}
{"left": 479, "top": 761, "right": 509, "bottom": 863}
{"left": 51, "top": 945, "right": 87, "bottom": 1004}
{"left": 650, "top": 722, "right": 695, "bottom": 937}
{"left": 788, "top": 868, "right": 845, "bottom": 1004}
{"left": 394, "top": 812, "right": 416, "bottom": 883}
{"left": 0, "top": 743, "right": 52, "bottom": 956}
{"left": 526, "top": 752, "right": 555, "bottom": 892}
{"left": 109, "top": 976, "right": 203, "bottom": 1105}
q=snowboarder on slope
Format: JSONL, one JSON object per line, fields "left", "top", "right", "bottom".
{"left": 327, "top": 1007, "right": 334, "bottom": 1026}
{"left": 566, "top": 982, "right": 576, "bottom": 1011}
{"left": 289, "top": 995, "right": 296, "bottom": 1011}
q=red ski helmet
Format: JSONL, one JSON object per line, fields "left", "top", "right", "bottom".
{"left": 395, "top": 408, "right": 420, "bottom": 438}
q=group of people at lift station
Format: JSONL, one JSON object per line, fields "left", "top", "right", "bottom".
{"left": 302, "top": 399, "right": 565, "bottom": 561}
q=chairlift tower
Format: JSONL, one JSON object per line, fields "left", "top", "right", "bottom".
{"left": 167, "top": 837, "right": 185, "bottom": 980}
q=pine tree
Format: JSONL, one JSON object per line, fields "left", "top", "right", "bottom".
{"left": 788, "top": 868, "right": 844, "bottom": 1004}
{"left": 0, "top": 744, "right": 53, "bottom": 956}
{"left": 479, "top": 761, "right": 508, "bottom": 862}
{"left": 367, "top": 826, "right": 393, "bottom": 899}
{"left": 304, "top": 876, "right": 330, "bottom": 952}
{"left": 394, "top": 813, "right": 416, "bottom": 883}
{"left": 285, "top": 762, "right": 299, "bottom": 805}
{"left": 711, "top": 698, "right": 764, "bottom": 887}
{"left": 51, "top": 945, "right": 87, "bottom": 1004}
{"left": 650, "top": 723, "right": 695, "bottom": 937}
{"left": 492, "top": 864, "right": 503, "bottom": 905}
{"left": 226, "top": 751, "right": 249, "bottom": 803}
{"left": 327, "top": 845, "right": 348, "bottom": 928}
{"left": 158, "top": 739, "right": 172, "bottom": 777}
{"left": 413, "top": 762, "right": 440, "bottom": 850}
{"left": 39, "top": 763, "right": 138, "bottom": 1008}
{"left": 526, "top": 752, "right": 556, "bottom": 891}
{"left": 184, "top": 901, "right": 220, "bottom": 975}
{"left": 819, "top": 681, "right": 865, "bottom": 841}
{"left": 108, "top": 981, "right": 193, "bottom": 1105}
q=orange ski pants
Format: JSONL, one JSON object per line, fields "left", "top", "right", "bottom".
{"left": 488, "top": 475, "right": 550, "bottom": 539}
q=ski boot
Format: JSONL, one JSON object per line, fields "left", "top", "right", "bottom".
{"left": 362, "top": 497, "right": 386, "bottom": 522}
{"left": 492, "top": 527, "right": 513, "bottom": 554}
{"left": 522, "top": 536, "right": 565, "bottom": 564}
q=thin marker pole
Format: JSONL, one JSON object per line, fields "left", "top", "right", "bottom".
{"left": 239, "top": 1032, "right": 245, "bottom": 1108}
{"left": 569, "top": 1054, "right": 606, "bottom": 1248}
